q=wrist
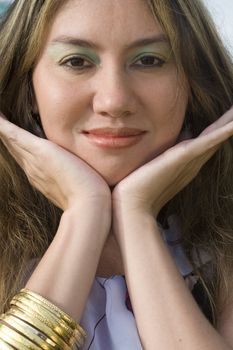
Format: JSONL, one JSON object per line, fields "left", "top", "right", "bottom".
{"left": 61, "top": 199, "right": 112, "bottom": 239}
{"left": 113, "top": 205, "right": 158, "bottom": 242}
{"left": 112, "top": 190, "right": 160, "bottom": 219}
{"left": 67, "top": 189, "right": 111, "bottom": 212}
{"left": 65, "top": 197, "right": 111, "bottom": 214}
{"left": 113, "top": 200, "right": 156, "bottom": 221}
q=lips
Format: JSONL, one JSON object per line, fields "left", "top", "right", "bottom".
{"left": 82, "top": 127, "right": 146, "bottom": 137}
{"left": 82, "top": 128, "right": 147, "bottom": 149}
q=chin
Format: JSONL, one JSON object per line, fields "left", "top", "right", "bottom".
{"left": 87, "top": 156, "right": 146, "bottom": 187}
{"left": 100, "top": 169, "right": 131, "bottom": 187}
{"left": 104, "top": 174, "right": 125, "bottom": 187}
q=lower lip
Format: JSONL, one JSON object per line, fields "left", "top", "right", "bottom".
{"left": 82, "top": 132, "right": 146, "bottom": 149}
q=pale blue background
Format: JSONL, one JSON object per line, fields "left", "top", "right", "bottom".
{"left": 0, "top": 0, "right": 12, "bottom": 14}
{"left": 204, "top": 0, "right": 233, "bottom": 55}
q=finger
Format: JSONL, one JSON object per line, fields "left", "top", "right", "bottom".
{"left": 198, "top": 119, "right": 233, "bottom": 149}
{"left": 177, "top": 119, "right": 233, "bottom": 163}
{"left": 0, "top": 114, "right": 43, "bottom": 153}
{"left": 176, "top": 106, "right": 233, "bottom": 159}
{"left": 1, "top": 138, "right": 27, "bottom": 170}
{"left": 200, "top": 106, "right": 233, "bottom": 136}
{"left": 187, "top": 144, "right": 219, "bottom": 172}
{"left": 0, "top": 127, "right": 33, "bottom": 168}
{"left": 0, "top": 114, "right": 44, "bottom": 172}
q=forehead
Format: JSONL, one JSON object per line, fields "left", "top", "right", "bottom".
{"left": 46, "top": 0, "right": 164, "bottom": 46}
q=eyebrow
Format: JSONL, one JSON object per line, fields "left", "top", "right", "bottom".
{"left": 50, "top": 34, "right": 169, "bottom": 50}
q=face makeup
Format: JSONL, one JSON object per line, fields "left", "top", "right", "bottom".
{"left": 33, "top": 0, "right": 188, "bottom": 185}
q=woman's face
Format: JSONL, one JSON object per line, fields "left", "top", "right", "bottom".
{"left": 33, "top": 0, "right": 188, "bottom": 186}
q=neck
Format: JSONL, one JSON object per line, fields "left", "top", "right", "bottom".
{"left": 96, "top": 231, "right": 124, "bottom": 277}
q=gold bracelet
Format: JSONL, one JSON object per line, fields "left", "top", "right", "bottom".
{"left": 13, "top": 293, "right": 77, "bottom": 343}
{"left": 6, "top": 288, "right": 86, "bottom": 349}
{"left": 1, "top": 312, "right": 58, "bottom": 350}
{"left": 8, "top": 305, "right": 71, "bottom": 350}
{"left": 11, "top": 296, "right": 70, "bottom": 344}
{"left": 18, "top": 289, "right": 86, "bottom": 347}
{"left": 15, "top": 297, "right": 81, "bottom": 349}
{"left": 20, "top": 289, "right": 77, "bottom": 330}
{"left": 17, "top": 292, "right": 69, "bottom": 326}
{"left": 22, "top": 289, "right": 86, "bottom": 342}
{"left": 12, "top": 298, "right": 82, "bottom": 349}
{"left": 0, "top": 321, "right": 40, "bottom": 350}
{"left": 0, "top": 337, "right": 16, "bottom": 350}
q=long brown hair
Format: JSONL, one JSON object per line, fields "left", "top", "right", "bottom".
{"left": 0, "top": 0, "right": 233, "bottom": 325}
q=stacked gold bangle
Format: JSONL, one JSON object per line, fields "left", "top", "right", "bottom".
{"left": 0, "top": 288, "right": 87, "bottom": 349}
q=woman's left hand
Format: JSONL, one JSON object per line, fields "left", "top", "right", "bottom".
{"left": 112, "top": 106, "right": 233, "bottom": 217}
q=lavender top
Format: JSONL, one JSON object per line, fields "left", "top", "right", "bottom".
{"left": 79, "top": 215, "right": 210, "bottom": 349}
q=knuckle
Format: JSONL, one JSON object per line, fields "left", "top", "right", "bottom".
{"left": 5, "top": 132, "right": 18, "bottom": 144}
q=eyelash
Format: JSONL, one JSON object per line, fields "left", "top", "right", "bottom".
{"left": 60, "top": 54, "right": 166, "bottom": 71}
{"left": 60, "top": 56, "right": 93, "bottom": 70}
{"left": 132, "top": 55, "right": 166, "bottom": 68}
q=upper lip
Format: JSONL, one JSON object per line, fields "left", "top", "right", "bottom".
{"left": 82, "top": 127, "right": 146, "bottom": 136}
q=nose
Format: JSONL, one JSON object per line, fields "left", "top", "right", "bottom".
{"left": 92, "top": 66, "right": 137, "bottom": 118}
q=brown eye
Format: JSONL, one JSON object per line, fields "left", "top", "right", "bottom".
{"left": 141, "top": 56, "right": 158, "bottom": 65}
{"left": 69, "top": 57, "right": 86, "bottom": 66}
{"left": 133, "top": 55, "right": 165, "bottom": 68}
{"left": 61, "top": 56, "right": 93, "bottom": 70}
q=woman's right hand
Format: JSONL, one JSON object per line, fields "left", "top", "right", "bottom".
{"left": 0, "top": 113, "right": 111, "bottom": 211}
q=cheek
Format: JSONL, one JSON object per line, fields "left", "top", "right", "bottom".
{"left": 140, "top": 69, "right": 188, "bottom": 156}
{"left": 32, "top": 64, "right": 88, "bottom": 139}
{"left": 145, "top": 69, "right": 188, "bottom": 132}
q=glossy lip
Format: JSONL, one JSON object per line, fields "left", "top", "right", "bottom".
{"left": 82, "top": 131, "right": 147, "bottom": 149}
{"left": 82, "top": 127, "right": 146, "bottom": 137}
